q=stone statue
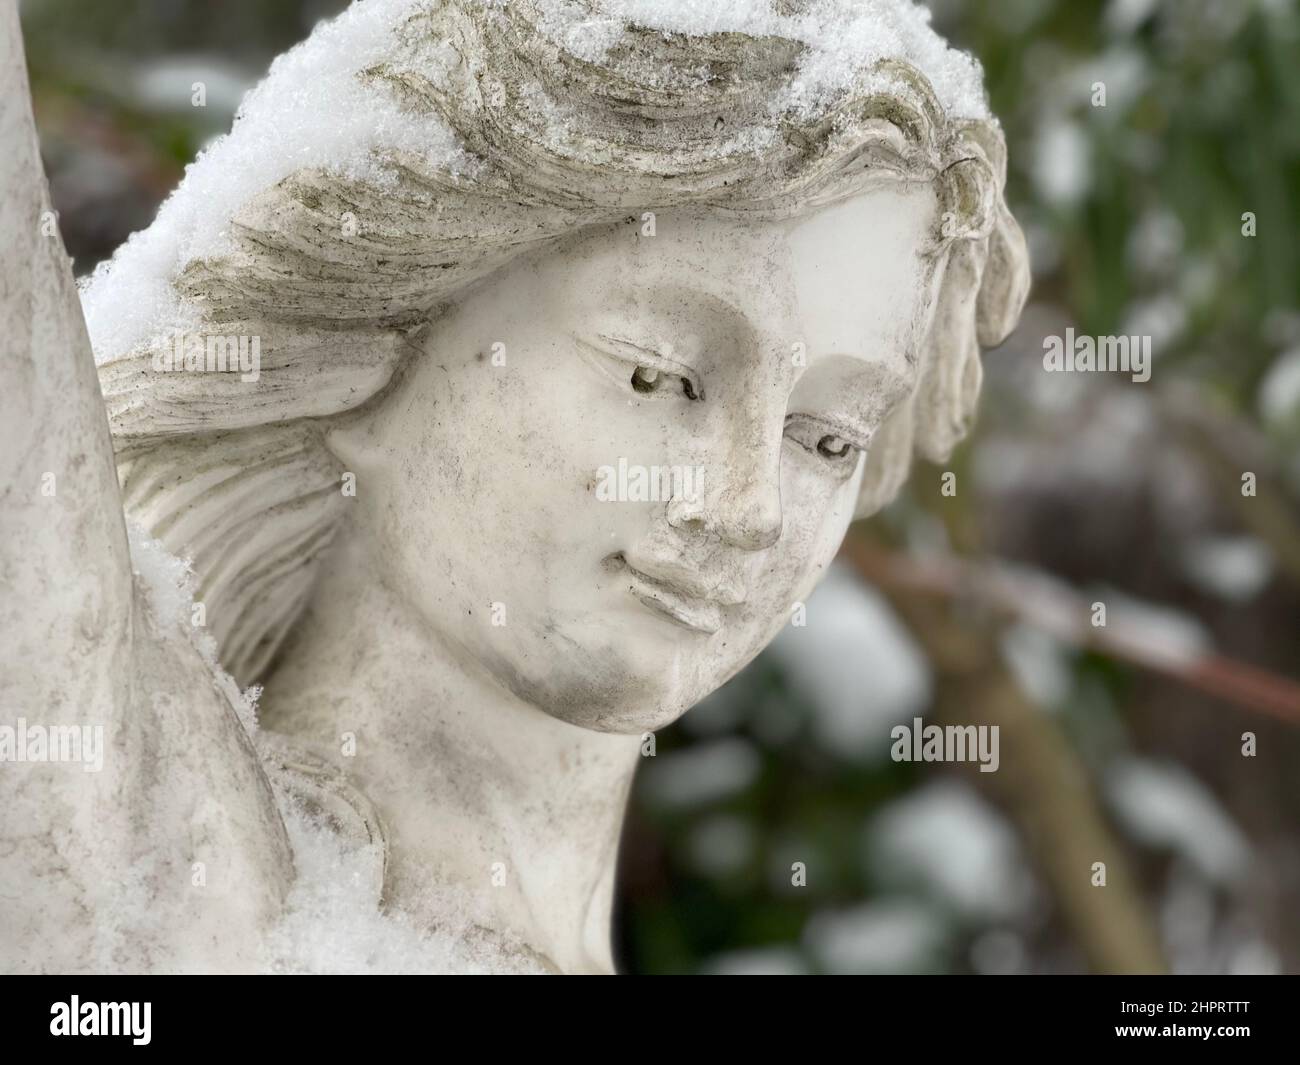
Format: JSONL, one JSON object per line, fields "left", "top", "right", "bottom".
{"left": 1, "top": 0, "right": 1028, "bottom": 973}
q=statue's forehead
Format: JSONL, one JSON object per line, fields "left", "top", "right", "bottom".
{"left": 548, "top": 187, "right": 937, "bottom": 360}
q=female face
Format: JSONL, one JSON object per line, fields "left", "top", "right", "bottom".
{"left": 330, "top": 185, "right": 939, "bottom": 732}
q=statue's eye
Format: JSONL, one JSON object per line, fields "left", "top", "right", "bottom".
{"left": 575, "top": 334, "right": 704, "bottom": 402}
{"left": 784, "top": 415, "right": 865, "bottom": 469}
{"left": 816, "top": 435, "right": 852, "bottom": 459}
{"left": 631, "top": 365, "right": 700, "bottom": 400}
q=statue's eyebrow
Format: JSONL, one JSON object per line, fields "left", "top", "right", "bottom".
{"left": 585, "top": 332, "right": 697, "bottom": 370}
{"left": 792, "top": 354, "right": 915, "bottom": 437}
{"left": 786, "top": 410, "right": 876, "bottom": 452}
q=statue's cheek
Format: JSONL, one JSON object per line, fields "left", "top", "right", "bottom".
{"left": 777, "top": 446, "right": 863, "bottom": 550}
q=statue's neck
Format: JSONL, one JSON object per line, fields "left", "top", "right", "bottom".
{"left": 258, "top": 526, "right": 641, "bottom": 974}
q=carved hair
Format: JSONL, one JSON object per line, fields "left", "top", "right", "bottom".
{"left": 90, "top": 0, "right": 1029, "bottom": 683}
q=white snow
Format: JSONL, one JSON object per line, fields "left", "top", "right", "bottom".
{"left": 769, "top": 562, "right": 932, "bottom": 760}
{"left": 1095, "top": 586, "right": 1213, "bottom": 669}
{"left": 1105, "top": 0, "right": 1160, "bottom": 36}
{"left": 82, "top": 0, "right": 990, "bottom": 362}
{"left": 1180, "top": 535, "right": 1273, "bottom": 602}
{"left": 803, "top": 898, "right": 945, "bottom": 973}
{"left": 1159, "top": 864, "right": 1281, "bottom": 975}
{"left": 998, "top": 622, "right": 1073, "bottom": 709}
{"left": 126, "top": 522, "right": 262, "bottom": 733}
{"left": 1119, "top": 293, "right": 1188, "bottom": 357}
{"left": 1258, "top": 345, "right": 1300, "bottom": 425}
{"left": 262, "top": 801, "right": 547, "bottom": 974}
{"left": 1127, "top": 206, "right": 1184, "bottom": 279}
{"left": 128, "top": 523, "right": 544, "bottom": 973}
{"left": 1032, "top": 119, "right": 1091, "bottom": 207}
{"left": 132, "top": 56, "right": 255, "bottom": 116}
{"left": 537, "top": 0, "right": 990, "bottom": 121}
{"left": 80, "top": 0, "right": 471, "bottom": 362}
{"left": 1106, "top": 757, "right": 1251, "bottom": 886}
{"left": 864, "top": 780, "right": 1034, "bottom": 921}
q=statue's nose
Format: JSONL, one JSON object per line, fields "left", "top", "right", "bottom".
{"left": 664, "top": 292, "right": 797, "bottom": 552}
{"left": 667, "top": 409, "right": 784, "bottom": 552}
{"left": 710, "top": 475, "right": 782, "bottom": 551}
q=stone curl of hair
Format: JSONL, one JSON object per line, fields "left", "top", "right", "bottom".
{"left": 98, "top": 1, "right": 1031, "bottom": 684}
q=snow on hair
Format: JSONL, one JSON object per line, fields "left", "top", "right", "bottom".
{"left": 90, "top": 0, "right": 1029, "bottom": 684}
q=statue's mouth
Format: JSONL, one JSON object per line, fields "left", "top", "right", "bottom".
{"left": 606, "top": 554, "right": 723, "bottom": 635}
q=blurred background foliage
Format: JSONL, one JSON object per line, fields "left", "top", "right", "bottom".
{"left": 19, "top": 0, "right": 1300, "bottom": 974}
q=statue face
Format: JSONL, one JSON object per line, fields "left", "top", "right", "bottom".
{"left": 331, "top": 186, "right": 938, "bottom": 732}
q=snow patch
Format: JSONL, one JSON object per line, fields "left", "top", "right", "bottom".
{"left": 262, "top": 801, "right": 547, "bottom": 974}
{"left": 1180, "top": 535, "right": 1273, "bottom": 602}
{"left": 865, "top": 780, "right": 1034, "bottom": 921}
{"left": 769, "top": 562, "right": 932, "bottom": 760}
{"left": 126, "top": 522, "right": 261, "bottom": 734}
{"left": 536, "top": 0, "right": 991, "bottom": 121}
{"left": 1106, "top": 758, "right": 1251, "bottom": 885}
{"left": 81, "top": 0, "right": 471, "bottom": 361}
{"left": 803, "top": 898, "right": 945, "bottom": 973}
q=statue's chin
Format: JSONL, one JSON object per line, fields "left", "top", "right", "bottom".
{"left": 513, "top": 665, "right": 704, "bottom": 736}
{"left": 474, "top": 621, "right": 729, "bottom": 735}
{"left": 550, "top": 701, "right": 693, "bottom": 736}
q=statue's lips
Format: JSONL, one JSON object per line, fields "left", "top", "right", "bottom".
{"left": 609, "top": 555, "right": 723, "bottom": 635}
